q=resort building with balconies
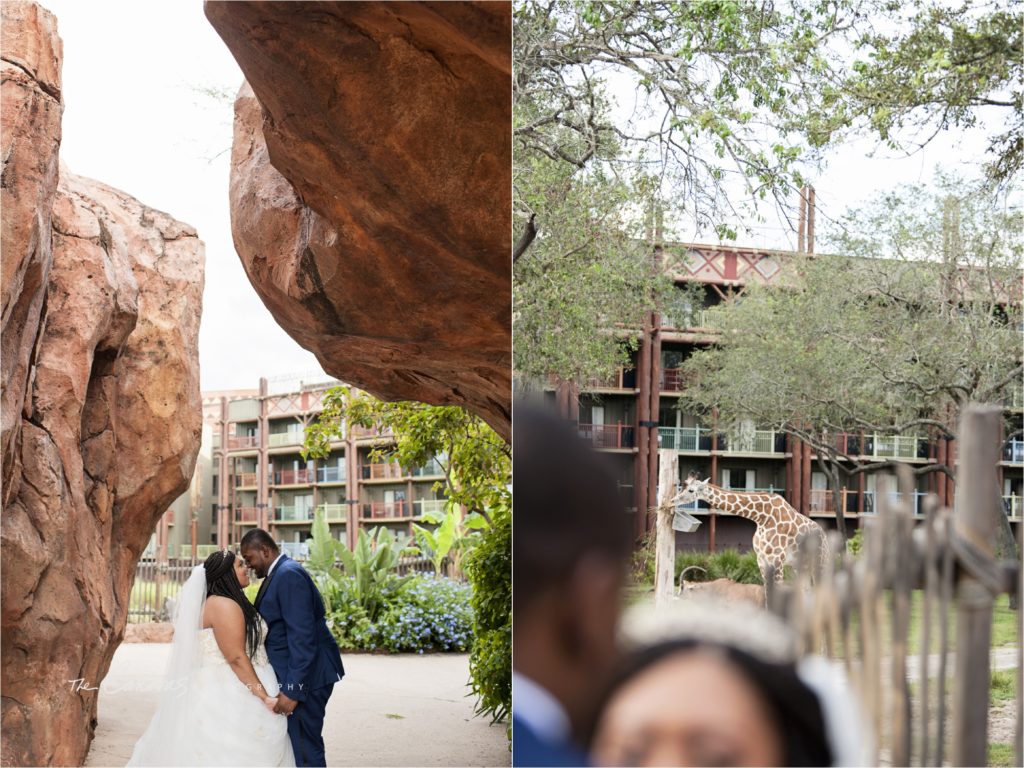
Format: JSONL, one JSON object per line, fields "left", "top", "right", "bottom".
{"left": 543, "top": 242, "right": 1023, "bottom": 553}
{"left": 145, "top": 373, "right": 449, "bottom": 560}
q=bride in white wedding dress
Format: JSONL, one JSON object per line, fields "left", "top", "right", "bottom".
{"left": 127, "top": 550, "right": 295, "bottom": 767}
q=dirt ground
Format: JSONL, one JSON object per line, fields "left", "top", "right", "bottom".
{"left": 85, "top": 643, "right": 510, "bottom": 767}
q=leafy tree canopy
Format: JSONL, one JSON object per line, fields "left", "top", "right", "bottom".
{"left": 679, "top": 174, "right": 1021, "bottom": 532}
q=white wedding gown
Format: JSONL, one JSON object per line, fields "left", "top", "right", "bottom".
{"left": 127, "top": 566, "right": 295, "bottom": 767}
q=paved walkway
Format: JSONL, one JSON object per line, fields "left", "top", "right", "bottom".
{"left": 86, "top": 644, "right": 509, "bottom": 767}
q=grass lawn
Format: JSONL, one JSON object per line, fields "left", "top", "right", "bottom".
{"left": 847, "top": 591, "right": 1017, "bottom": 655}
{"left": 989, "top": 668, "right": 1017, "bottom": 705}
{"left": 988, "top": 743, "right": 1015, "bottom": 768}
{"left": 624, "top": 583, "right": 654, "bottom": 606}
{"left": 128, "top": 579, "right": 183, "bottom": 614}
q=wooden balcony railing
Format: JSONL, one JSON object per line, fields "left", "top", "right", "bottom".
{"left": 234, "top": 472, "right": 258, "bottom": 487}
{"left": 351, "top": 424, "right": 394, "bottom": 440}
{"left": 362, "top": 501, "right": 410, "bottom": 519}
{"left": 361, "top": 462, "right": 405, "bottom": 480}
{"left": 548, "top": 369, "right": 637, "bottom": 390}
{"left": 578, "top": 422, "right": 635, "bottom": 449}
{"left": 660, "top": 367, "right": 696, "bottom": 392}
{"left": 273, "top": 468, "right": 313, "bottom": 485}
{"left": 227, "top": 434, "right": 259, "bottom": 450}
{"left": 235, "top": 506, "right": 259, "bottom": 523}
{"left": 808, "top": 489, "right": 860, "bottom": 515}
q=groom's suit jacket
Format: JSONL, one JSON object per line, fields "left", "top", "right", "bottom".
{"left": 255, "top": 554, "right": 345, "bottom": 702}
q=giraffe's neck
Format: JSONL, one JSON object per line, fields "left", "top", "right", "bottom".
{"left": 702, "top": 485, "right": 773, "bottom": 527}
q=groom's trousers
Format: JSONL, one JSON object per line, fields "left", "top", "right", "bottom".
{"left": 288, "top": 683, "right": 335, "bottom": 767}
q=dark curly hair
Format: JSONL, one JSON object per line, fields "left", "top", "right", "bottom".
{"left": 203, "top": 550, "right": 262, "bottom": 660}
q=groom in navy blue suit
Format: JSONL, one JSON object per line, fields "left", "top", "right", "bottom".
{"left": 241, "top": 529, "right": 345, "bottom": 767}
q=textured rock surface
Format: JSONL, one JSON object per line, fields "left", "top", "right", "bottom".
{"left": 123, "top": 622, "right": 174, "bottom": 644}
{"left": 1, "top": 167, "right": 204, "bottom": 765}
{"left": 1, "top": 0, "right": 63, "bottom": 508}
{"left": 205, "top": 1, "right": 511, "bottom": 441}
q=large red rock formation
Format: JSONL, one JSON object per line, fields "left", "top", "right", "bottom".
{"left": 205, "top": 1, "right": 511, "bottom": 441}
{"left": 0, "top": 5, "right": 204, "bottom": 764}
{"left": 1, "top": 168, "right": 204, "bottom": 766}
{"left": 1, "top": 0, "right": 63, "bottom": 507}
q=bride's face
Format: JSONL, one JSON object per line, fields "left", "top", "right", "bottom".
{"left": 233, "top": 555, "right": 250, "bottom": 588}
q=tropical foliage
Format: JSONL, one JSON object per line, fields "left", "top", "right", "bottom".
{"left": 463, "top": 499, "right": 512, "bottom": 726}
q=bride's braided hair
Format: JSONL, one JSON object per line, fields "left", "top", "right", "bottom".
{"left": 203, "top": 549, "right": 262, "bottom": 659}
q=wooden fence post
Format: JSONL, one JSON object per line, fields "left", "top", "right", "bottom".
{"left": 654, "top": 450, "right": 678, "bottom": 607}
{"left": 951, "top": 405, "right": 1001, "bottom": 768}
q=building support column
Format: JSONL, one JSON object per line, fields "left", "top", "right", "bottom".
{"left": 346, "top": 434, "right": 359, "bottom": 551}
{"left": 857, "top": 466, "right": 865, "bottom": 516}
{"left": 257, "top": 377, "right": 269, "bottom": 531}
{"left": 936, "top": 436, "right": 948, "bottom": 507}
{"left": 217, "top": 396, "right": 230, "bottom": 547}
{"left": 646, "top": 310, "right": 662, "bottom": 535}
{"left": 567, "top": 381, "right": 580, "bottom": 423}
{"left": 635, "top": 324, "right": 652, "bottom": 539}
{"left": 946, "top": 437, "right": 957, "bottom": 503}
{"left": 791, "top": 438, "right": 802, "bottom": 513}
{"left": 800, "top": 437, "right": 812, "bottom": 517}
{"left": 710, "top": 409, "right": 719, "bottom": 484}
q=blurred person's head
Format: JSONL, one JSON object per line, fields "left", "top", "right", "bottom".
{"left": 514, "top": 403, "right": 633, "bottom": 737}
{"left": 589, "top": 603, "right": 839, "bottom": 767}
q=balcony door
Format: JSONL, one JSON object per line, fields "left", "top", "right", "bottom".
{"left": 810, "top": 472, "right": 828, "bottom": 512}
{"left": 723, "top": 468, "right": 755, "bottom": 490}
{"left": 295, "top": 494, "right": 314, "bottom": 521}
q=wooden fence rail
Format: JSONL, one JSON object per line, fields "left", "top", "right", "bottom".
{"left": 765, "top": 405, "right": 1021, "bottom": 767}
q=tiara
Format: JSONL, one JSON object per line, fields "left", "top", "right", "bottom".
{"left": 620, "top": 600, "right": 797, "bottom": 664}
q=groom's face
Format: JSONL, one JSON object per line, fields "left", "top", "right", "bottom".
{"left": 241, "top": 544, "right": 275, "bottom": 579}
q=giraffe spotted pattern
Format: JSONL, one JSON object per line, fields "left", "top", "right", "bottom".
{"left": 671, "top": 476, "right": 829, "bottom": 585}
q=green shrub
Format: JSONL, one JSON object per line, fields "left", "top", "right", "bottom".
{"left": 304, "top": 509, "right": 416, "bottom": 621}
{"left": 847, "top": 527, "right": 864, "bottom": 556}
{"left": 464, "top": 501, "right": 511, "bottom": 725}
{"left": 328, "top": 574, "right": 473, "bottom": 653}
{"left": 674, "top": 549, "right": 763, "bottom": 585}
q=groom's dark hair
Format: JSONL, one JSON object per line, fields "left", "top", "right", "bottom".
{"left": 240, "top": 528, "right": 278, "bottom": 551}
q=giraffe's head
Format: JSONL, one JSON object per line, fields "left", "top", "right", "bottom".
{"left": 674, "top": 472, "right": 712, "bottom": 506}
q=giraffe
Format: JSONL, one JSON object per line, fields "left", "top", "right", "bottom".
{"left": 671, "top": 473, "right": 829, "bottom": 586}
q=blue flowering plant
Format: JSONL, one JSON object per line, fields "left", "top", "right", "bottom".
{"left": 328, "top": 573, "right": 473, "bottom": 653}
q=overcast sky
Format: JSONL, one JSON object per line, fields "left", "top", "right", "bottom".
{"left": 42, "top": 2, "right": 1011, "bottom": 392}
{"left": 44, "top": 0, "right": 324, "bottom": 392}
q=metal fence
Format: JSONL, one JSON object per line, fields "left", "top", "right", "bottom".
{"left": 129, "top": 559, "right": 201, "bottom": 623}
{"left": 130, "top": 554, "right": 445, "bottom": 623}
{"left": 766, "top": 406, "right": 1021, "bottom": 767}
